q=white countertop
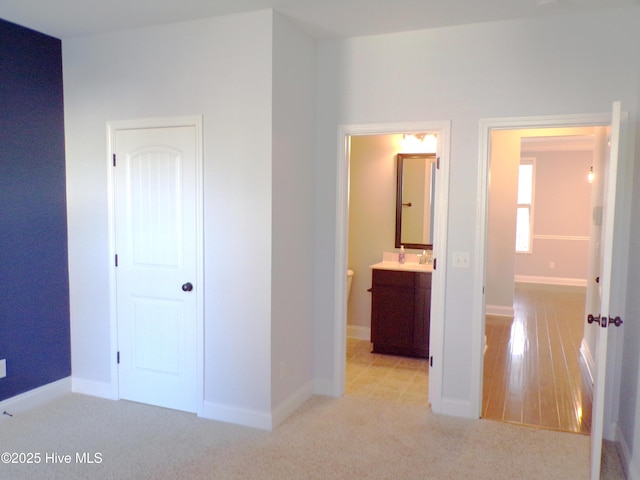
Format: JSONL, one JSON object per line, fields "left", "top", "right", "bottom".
{"left": 369, "top": 261, "right": 433, "bottom": 273}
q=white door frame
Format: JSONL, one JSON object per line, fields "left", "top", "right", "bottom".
{"left": 106, "top": 115, "right": 205, "bottom": 415}
{"left": 333, "top": 120, "right": 451, "bottom": 410}
{"left": 471, "top": 111, "right": 621, "bottom": 419}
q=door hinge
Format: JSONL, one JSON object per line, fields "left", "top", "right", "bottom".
{"left": 112, "top": 153, "right": 116, "bottom": 167}
{"left": 117, "top": 351, "right": 120, "bottom": 364}
{"left": 114, "top": 254, "right": 118, "bottom": 267}
{"left": 436, "top": 156, "right": 440, "bottom": 170}
{"left": 433, "top": 258, "right": 437, "bottom": 270}
{"left": 430, "top": 356, "right": 433, "bottom": 367}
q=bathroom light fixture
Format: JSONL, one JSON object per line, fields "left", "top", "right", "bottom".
{"left": 401, "top": 133, "right": 437, "bottom": 153}
{"left": 588, "top": 166, "right": 594, "bottom": 184}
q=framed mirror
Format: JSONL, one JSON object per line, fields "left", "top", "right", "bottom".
{"left": 395, "top": 153, "right": 437, "bottom": 249}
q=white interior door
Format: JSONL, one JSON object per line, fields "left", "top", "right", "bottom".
{"left": 589, "top": 101, "right": 623, "bottom": 479}
{"left": 114, "top": 124, "right": 199, "bottom": 413}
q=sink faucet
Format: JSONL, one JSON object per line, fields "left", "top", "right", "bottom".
{"left": 419, "top": 250, "right": 433, "bottom": 265}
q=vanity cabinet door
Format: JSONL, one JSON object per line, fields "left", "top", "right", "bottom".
{"left": 370, "top": 269, "right": 430, "bottom": 358}
{"left": 371, "top": 282, "right": 415, "bottom": 350}
{"left": 413, "top": 273, "right": 431, "bottom": 358}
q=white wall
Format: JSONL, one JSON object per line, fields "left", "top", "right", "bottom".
{"left": 64, "top": 10, "right": 315, "bottom": 428}
{"left": 515, "top": 149, "right": 593, "bottom": 283}
{"left": 270, "top": 12, "right": 317, "bottom": 418}
{"left": 487, "top": 128, "right": 597, "bottom": 312}
{"left": 313, "top": 8, "right": 640, "bottom": 414}
{"left": 347, "top": 135, "right": 402, "bottom": 333}
{"left": 486, "top": 129, "right": 520, "bottom": 314}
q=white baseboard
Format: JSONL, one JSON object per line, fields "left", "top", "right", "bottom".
{"left": 72, "top": 377, "right": 118, "bottom": 400}
{"left": 437, "top": 397, "right": 475, "bottom": 418}
{"left": 201, "top": 399, "right": 273, "bottom": 431}
{"left": 271, "top": 381, "right": 314, "bottom": 429}
{"left": 0, "top": 377, "right": 71, "bottom": 421}
{"left": 347, "top": 325, "right": 370, "bottom": 340}
{"left": 515, "top": 275, "right": 587, "bottom": 287}
{"left": 314, "top": 378, "right": 341, "bottom": 397}
{"left": 616, "top": 423, "right": 640, "bottom": 480}
{"left": 203, "top": 381, "right": 314, "bottom": 431}
{"left": 485, "top": 305, "right": 514, "bottom": 317}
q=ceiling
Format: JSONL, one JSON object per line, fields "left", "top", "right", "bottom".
{"left": 0, "top": 0, "right": 638, "bottom": 40}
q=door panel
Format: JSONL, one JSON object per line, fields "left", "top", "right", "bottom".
{"left": 133, "top": 297, "right": 181, "bottom": 374}
{"left": 115, "top": 125, "right": 198, "bottom": 413}
{"left": 589, "top": 101, "right": 622, "bottom": 480}
{"left": 129, "top": 148, "right": 182, "bottom": 266}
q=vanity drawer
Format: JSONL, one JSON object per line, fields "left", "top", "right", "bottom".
{"left": 372, "top": 269, "right": 415, "bottom": 287}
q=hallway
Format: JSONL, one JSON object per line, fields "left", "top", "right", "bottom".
{"left": 482, "top": 283, "right": 591, "bottom": 434}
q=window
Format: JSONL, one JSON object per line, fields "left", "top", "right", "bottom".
{"left": 515, "top": 159, "right": 535, "bottom": 253}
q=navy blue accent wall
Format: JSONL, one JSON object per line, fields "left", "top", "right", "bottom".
{"left": 0, "top": 19, "right": 71, "bottom": 401}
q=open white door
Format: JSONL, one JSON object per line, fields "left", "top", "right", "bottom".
{"left": 588, "top": 101, "right": 623, "bottom": 479}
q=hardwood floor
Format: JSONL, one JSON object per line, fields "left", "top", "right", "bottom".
{"left": 482, "top": 283, "right": 592, "bottom": 435}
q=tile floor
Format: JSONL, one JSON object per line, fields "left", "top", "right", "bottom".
{"left": 345, "top": 337, "right": 429, "bottom": 405}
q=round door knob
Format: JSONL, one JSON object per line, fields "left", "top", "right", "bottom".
{"left": 182, "top": 282, "right": 193, "bottom": 292}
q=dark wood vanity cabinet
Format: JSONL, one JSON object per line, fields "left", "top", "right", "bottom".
{"left": 370, "top": 269, "right": 430, "bottom": 358}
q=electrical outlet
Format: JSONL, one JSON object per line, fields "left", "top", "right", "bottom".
{"left": 0, "top": 359, "right": 6, "bottom": 379}
{"left": 549, "top": 261, "right": 555, "bottom": 270}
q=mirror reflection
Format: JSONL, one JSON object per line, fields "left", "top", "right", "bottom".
{"left": 395, "top": 153, "right": 437, "bottom": 249}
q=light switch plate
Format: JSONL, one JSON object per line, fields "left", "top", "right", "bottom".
{"left": 0, "top": 359, "right": 6, "bottom": 379}
{"left": 453, "top": 251, "right": 470, "bottom": 268}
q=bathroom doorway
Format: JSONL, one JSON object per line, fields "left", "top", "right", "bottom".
{"left": 334, "top": 120, "right": 451, "bottom": 409}
{"left": 345, "top": 133, "right": 429, "bottom": 404}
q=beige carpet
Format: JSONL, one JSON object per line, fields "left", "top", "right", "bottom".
{"left": 0, "top": 393, "right": 623, "bottom": 479}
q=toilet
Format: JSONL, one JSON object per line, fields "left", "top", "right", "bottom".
{"left": 347, "top": 269, "right": 354, "bottom": 300}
